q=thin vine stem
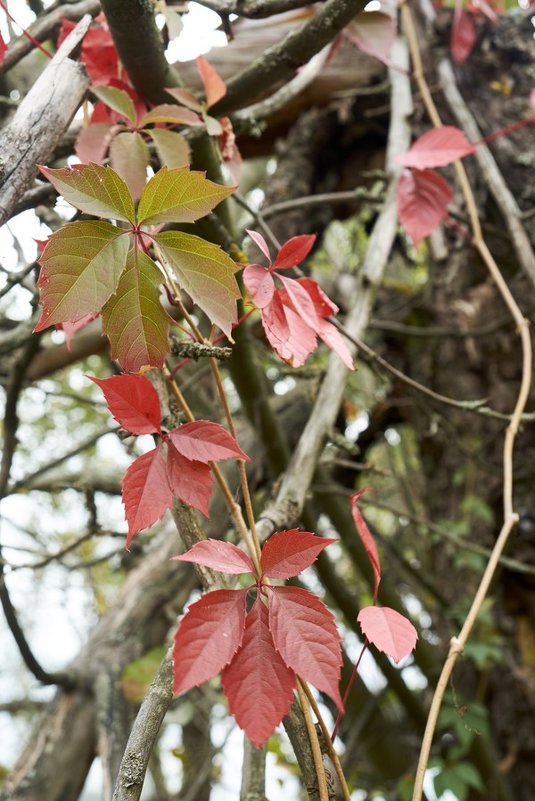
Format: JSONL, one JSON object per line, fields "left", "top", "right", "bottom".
{"left": 400, "top": 4, "right": 533, "bottom": 799}
{"left": 299, "top": 681, "right": 351, "bottom": 801}
{"left": 296, "top": 678, "right": 330, "bottom": 801}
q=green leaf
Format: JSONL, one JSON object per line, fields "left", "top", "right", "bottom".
{"left": 434, "top": 766, "right": 470, "bottom": 801}
{"left": 102, "top": 248, "right": 171, "bottom": 372}
{"left": 155, "top": 230, "right": 240, "bottom": 337}
{"left": 92, "top": 84, "right": 137, "bottom": 124}
{"left": 109, "top": 131, "right": 149, "bottom": 200}
{"left": 138, "top": 103, "right": 203, "bottom": 128}
{"left": 35, "top": 221, "right": 129, "bottom": 331}
{"left": 455, "top": 762, "right": 484, "bottom": 791}
{"left": 149, "top": 128, "right": 190, "bottom": 169}
{"left": 137, "top": 166, "right": 235, "bottom": 226}
{"left": 39, "top": 163, "right": 135, "bottom": 223}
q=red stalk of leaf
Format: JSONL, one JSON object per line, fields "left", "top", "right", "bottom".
{"left": 173, "top": 588, "right": 248, "bottom": 694}
{"left": 221, "top": 596, "right": 296, "bottom": 748}
{"left": 331, "top": 638, "right": 368, "bottom": 741}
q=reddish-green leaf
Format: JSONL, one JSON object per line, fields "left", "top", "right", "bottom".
{"left": 345, "top": 11, "right": 396, "bottom": 65}
{"left": 273, "top": 234, "right": 316, "bottom": 270}
{"left": 351, "top": 488, "right": 381, "bottom": 603}
{"left": 358, "top": 606, "right": 418, "bottom": 664}
{"left": 173, "top": 589, "right": 248, "bottom": 694}
{"left": 222, "top": 597, "right": 296, "bottom": 748}
{"left": 35, "top": 221, "right": 129, "bottom": 331}
{"left": 137, "top": 167, "right": 234, "bottom": 226}
{"left": 75, "top": 123, "right": 115, "bottom": 164}
{"left": 165, "top": 87, "right": 203, "bottom": 112}
{"left": 197, "top": 55, "right": 227, "bottom": 108}
{"left": 155, "top": 230, "right": 240, "bottom": 338}
{"left": 397, "top": 168, "right": 453, "bottom": 246}
{"left": 260, "top": 530, "right": 337, "bottom": 579}
{"left": 89, "top": 373, "right": 161, "bottom": 434}
{"left": 397, "top": 126, "right": 475, "bottom": 170}
{"left": 109, "top": 131, "right": 149, "bottom": 200}
{"left": 172, "top": 540, "right": 255, "bottom": 575}
{"left": 243, "top": 265, "right": 275, "bottom": 309}
{"left": 102, "top": 249, "right": 171, "bottom": 372}
{"left": 92, "top": 84, "right": 137, "bottom": 124}
{"left": 122, "top": 445, "right": 173, "bottom": 546}
{"left": 39, "top": 163, "right": 135, "bottom": 223}
{"left": 149, "top": 128, "right": 190, "bottom": 169}
{"left": 169, "top": 420, "right": 250, "bottom": 464}
{"left": 138, "top": 104, "right": 203, "bottom": 128}
{"left": 269, "top": 586, "right": 343, "bottom": 708}
{"left": 166, "top": 445, "right": 213, "bottom": 516}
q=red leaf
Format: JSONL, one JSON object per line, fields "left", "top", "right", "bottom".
{"left": 122, "top": 445, "right": 173, "bottom": 546}
{"left": 89, "top": 374, "right": 161, "bottom": 434}
{"left": 358, "top": 606, "right": 418, "bottom": 664}
{"left": 296, "top": 277, "right": 338, "bottom": 317}
{"left": 166, "top": 445, "right": 213, "bottom": 516}
{"left": 317, "top": 319, "right": 355, "bottom": 370}
{"left": 260, "top": 530, "right": 337, "bottom": 579}
{"left": 173, "top": 588, "right": 248, "bottom": 694}
{"left": 451, "top": 9, "right": 476, "bottom": 64}
{"left": 397, "top": 168, "right": 453, "bottom": 246}
{"left": 273, "top": 235, "right": 316, "bottom": 269}
{"left": 246, "top": 229, "right": 272, "bottom": 263}
{"left": 350, "top": 488, "right": 381, "bottom": 603}
{"left": 243, "top": 265, "right": 275, "bottom": 309}
{"left": 345, "top": 11, "right": 396, "bottom": 66}
{"left": 82, "top": 26, "right": 120, "bottom": 85}
{"left": 269, "top": 586, "right": 343, "bottom": 708}
{"left": 169, "top": 420, "right": 250, "bottom": 464}
{"left": 278, "top": 275, "right": 321, "bottom": 327}
{"left": 222, "top": 597, "right": 296, "bottom": 747}
{"left": 196, "top": 55, "right": 227, "bottom": 108}
{"left": 75, "top": 123, "right": 115, "bottom": 164}
{"left": 262, "top": 292, "right": 317, "bottom": 367}
{"left": 397, "top": 126, "right": 475, "bottom": 169}
{"left": 172, "top": 539, "right": 255, "bottom": 576}
{"left": 0, "top": 31, "right": 7, "bottom": 65}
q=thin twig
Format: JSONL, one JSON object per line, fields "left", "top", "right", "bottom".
{"left": 296, "top": 679, "right": 329, "bottom": 801}
{"left": 400, "top": 5, "right": 533, "bottom": 799}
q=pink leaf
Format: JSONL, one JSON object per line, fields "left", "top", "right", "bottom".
{"left": 246, "top": 229, "right": 272, "bottom": 263}
{"left": 351, "top": 488, "right": 381, "bottom": 603}
{"left": 451, "top": 9, "right": 476, "bottom": 64}
{"left": 358, "top": 606, "right": 418, "bottom": 664}
{"left": 196, "top": 56, "right": 227, "bottom": 108}
{"left": 222, "top": 597, "right": 296, "bottom": 747}
{"left": 260, "top": 529, "right": 337, "bottom": 579}
{"left": 262, "top": 293, "right": 317, "bottom": 367}
{"left": 172, "top": 539, "right": 255, "bottom": 576}
{"left": 317, "top": 319, "right": 355, "bottom": 370}
{"left": 168, "top": 420, "right": 250, "bottom": 463}
{"left": 166, "top": 445, "right": 213, "bottom": 516}
{"left": 89, "top": 374, "right": 161, "bottom": 434}
{"left": 397, "top": 126, "right": 475, "bottom": 169}
{"left": 58, "top": 313, "right": 98, "bottom": 350}
{"left": 278, "top": 275, "right": 322, "bottom": 328}
{"left": 296, "top": 277, "right": 338, "bottom": 317}
{"left": 122, "top": 446, "right": 173, "bottom": 546}
{"left": 269, "top": 586, "right": 343, "bottom": 708}
{"left": 173, "top": 588, "right": 248, "bottom": 694}
{"left": 397, "top": 168, "right": 453, "bottom": 246}
{"left": 243, "top": 265, "right": 275, "bottom": 309}
{"left": 75, "top": 123, "right": 115, "bottom": 164}
{"left": 345, "top": 11, "right": 396, "bottom": 66}
{"left": 273, "top": 234, "right": 316, "bottom": 269}
{"left": 530, "top": 88, "right": 535, "bottom": 110}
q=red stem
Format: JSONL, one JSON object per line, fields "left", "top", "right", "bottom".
{"left": 0, "top": 0, "right": 52, "bottom": 60}
{"left": 475, "top": 114, "right": 535, "bottom": 148}
{"left": 331, "top": 638, "right": 369, "bottom": 742}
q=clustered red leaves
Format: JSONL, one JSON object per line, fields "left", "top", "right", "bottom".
{"left": 396, "top": 126, "right": 475, "bottom": 246}
{"left": 243, "top": 230, "right": 354, "bottom": 369}
{"left": 172, "top": 530, "right": 343, "bottom": 746}
{"left": 90, "top": 374, "right": 249, "bottom": 545}
{"left": 351, "top": 489, "right": 418, "bottom": 663}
